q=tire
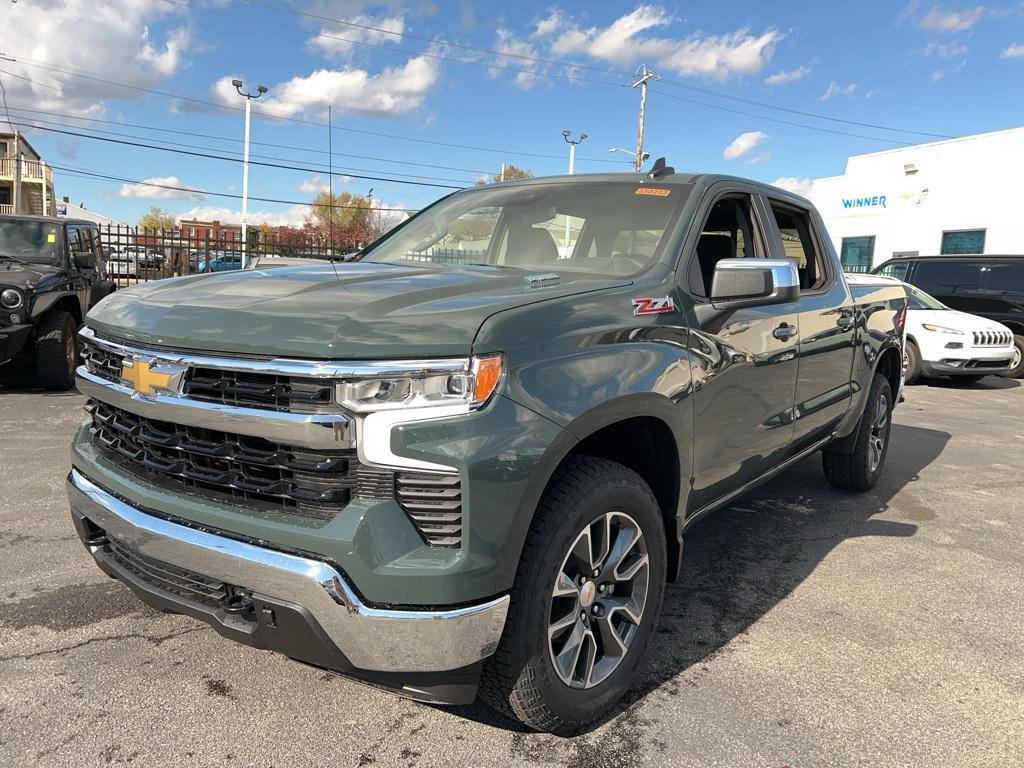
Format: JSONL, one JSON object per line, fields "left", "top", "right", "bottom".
{"left": 479, "top": 456, "right": 667, "bottom": 735}
{"left": 823, "top": 374, "right": 893, "bottom": 492}
{"left": 903, "top": 340, "right": 922, "bottom": 385}
{"left": 1006, "top": 335, "right": 1024, "bottom": 379}
{"left": 35, "top": 310, "right": 78, "bottom": 391}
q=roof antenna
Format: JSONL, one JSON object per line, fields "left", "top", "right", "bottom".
{"left": 647, "top": 157, "right": 674, "bottom": 179}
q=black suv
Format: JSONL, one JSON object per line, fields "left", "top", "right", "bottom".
{"left": 873, "top": 254, "right": 1024, "bottom": 378}
{"left": 0, "top": 215, "right": 115, "bottom": 389}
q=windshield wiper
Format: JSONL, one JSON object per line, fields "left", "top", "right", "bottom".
{"left": 0, "top": 253, "right": 30, "bottom": 266}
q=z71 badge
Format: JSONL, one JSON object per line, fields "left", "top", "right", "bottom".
{"left": 632, "top": 296, "right": 676, "bottom": 316}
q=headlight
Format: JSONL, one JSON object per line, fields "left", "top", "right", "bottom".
{"left": 336, "top": 353, "right": 504, "bottom": 413}
{"left": 1, "top": 288, "right": 23, "bottom": 310}
{"left": 921, "top": 323, "right": 964, "bottom": 335}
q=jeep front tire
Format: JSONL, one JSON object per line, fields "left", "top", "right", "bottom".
{"left": 35, "top": 310, "right": 78, "bottom": 391}
{"left": 480, "top": 456, "right": 667, "bottom": 735}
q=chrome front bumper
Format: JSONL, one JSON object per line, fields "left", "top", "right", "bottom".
{"left": 67, "top": 469, "right": 508, "bottom": 674}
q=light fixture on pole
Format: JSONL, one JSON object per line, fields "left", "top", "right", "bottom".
{"left": 561, "top": 130, "right": 587, "bottom": 251}
{"left": 609, "top": 147, "right": 649, "bottom": 164}
{"left": 232, "top": 79, "right": 268, "bottom": 269}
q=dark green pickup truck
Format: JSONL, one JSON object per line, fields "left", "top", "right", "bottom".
{"left": 68, "top": 170, "right": 907, "bottom": 734}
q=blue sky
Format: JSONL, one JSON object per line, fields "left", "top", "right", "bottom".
{"left": 1, "top": 0, "right": 1022, "bottom": 226}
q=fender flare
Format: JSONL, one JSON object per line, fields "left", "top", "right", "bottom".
{"left": 30, "top": 291, "right": 83, "bottom": 324}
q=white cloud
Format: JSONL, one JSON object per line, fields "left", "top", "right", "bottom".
{"left": 118, "top": 176, "right": 205, "bottom": 201}
{"left": 723, "top": 130, "right": 769, "bottom": 160}
{"left": 1001, "top": 44, "right": 1024, "bottom": 59}
{"left": 490, "top": 29, "right": 546, "bottom": 89}
{"left": 309, "top": 15, "right": 405, "bottom": 58}
{"left": 917, "top": 6, "right": 986, "bottom": 33}
{"left": 922, "top": 41, "right": 968, "bottom": 58}
{"left": 764, "top": 64, "right": 811, "bottom": 85}
{"left": 177, "top": 205, "right": 309, "bottom": 228}
{"left": 930, "top": 58, "right": 967, "bottom": 80}
{"left": 208, "top": 53, "right": 440, "bottom": 118}
{"left": 526, "top": 6, "right": 782, "bottom": 81}
{"left": 771, "top": 177, "right": 814, "bottom": 197}
{"left": 297, "top": 175, "right": 352, "bottom": 194}
{"left": 821, "top": 81, "right": 858, "bottom": 100}
{"left": 0, "top": 0, "right": 191, "bottom": 115}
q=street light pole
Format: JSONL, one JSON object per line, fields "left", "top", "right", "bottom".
{"left": 561, "top": 130, "right": 587, "bottom": 251}
{"left": 232, "top": 79, "right": 267, "bottom": 269}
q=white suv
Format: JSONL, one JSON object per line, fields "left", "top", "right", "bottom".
{"left": 902, "top": 282, "right": 1016, "bottom": 383}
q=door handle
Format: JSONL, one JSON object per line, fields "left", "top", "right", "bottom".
{"left": 772, "top": 323, "right": 798, "bottom": 341}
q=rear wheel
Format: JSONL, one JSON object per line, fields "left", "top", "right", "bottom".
{"left": 823, "top": 374, "right": 893, "bottom": 492}
{"left": 35, "top": 310, "right": 77, "bottom": 391}
{"left": 904, "top": 340, "right": 922, "bottom": 385}
{"left": 1006, "top": 335, "right": 1024, "bottom": 379}
{"left": 479, "top": 456, "right": 666, "bottom": 735}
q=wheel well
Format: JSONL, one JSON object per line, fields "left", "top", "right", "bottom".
{"left": 43, "top": 295, "right": 83, "bottom": 326}
{"left": 876, "top": 345, "right": 902, "bottom": 395}
{"left": 564, "top": 416, "right": 682, "bottom": 582}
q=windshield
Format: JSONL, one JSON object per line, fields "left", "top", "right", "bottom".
{"left": 360, "top": 181, "right": 691, "bottom": 277}
{"left": 0, "top": 220, "right": 62, "bottom": 265}
{"left": 907, "top": 284, "right": 947, "bottom": 310}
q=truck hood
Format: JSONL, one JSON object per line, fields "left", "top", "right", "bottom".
{"left": 0, "top": 261, "right": 59, "bottom": 289}
{"left": 86, "top": 261, "right": 627, "bottom": 359}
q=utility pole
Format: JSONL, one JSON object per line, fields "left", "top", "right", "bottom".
{"left": 630, "top": 65, "right": 659, "bottom": 172}
{"left": 232, "top": 79, "right": 268, "bottom": 268}
{"left": 561, "top": 130, "right": 587, "bottom": 250}
{"left": 328, "top": 105, "right": 334, "bottom": 257}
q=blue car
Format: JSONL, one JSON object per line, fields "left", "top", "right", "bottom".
{"left": 205, "top": 252, "right": 243, "bottom": 272}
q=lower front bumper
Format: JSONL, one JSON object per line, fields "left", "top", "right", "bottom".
{"left": 921, "top": 356, "right": 1014, "bottom": 376}
{"left": 67, "top": 469, "right": 509, "bottom": 704}
{"left": 0, "top": 323, "right": 31, "bottom": 364}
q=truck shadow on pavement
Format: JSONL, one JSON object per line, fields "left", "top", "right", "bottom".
{"left": 452, "top": 422, "right": 950, "bottom": 741}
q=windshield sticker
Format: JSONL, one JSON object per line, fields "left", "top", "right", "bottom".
{"left": 635, "top": 187, "right": 672, "bottom": 197}
{"left": 47, "top": 233, "right": 56, "bottom": 242}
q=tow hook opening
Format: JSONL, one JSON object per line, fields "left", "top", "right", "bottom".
{"left": 223, "top": 588, "right": 256, "bottom": 619}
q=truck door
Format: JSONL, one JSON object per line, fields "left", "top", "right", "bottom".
{"left": 761, "top": 198, "right": 856, "bottom": 452}
{"left": 686, "top": 188, "right": 800, "bottom": 514}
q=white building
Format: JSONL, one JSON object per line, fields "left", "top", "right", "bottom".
{"left": 810, "top": 126, "right": 1024, "bottom": 271}
{"left": 55, "top": 197, "right": 125, "bottom": 227}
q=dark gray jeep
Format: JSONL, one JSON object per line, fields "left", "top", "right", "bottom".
{"left": 0, "top": 215, "right": 114, "bottom": 389}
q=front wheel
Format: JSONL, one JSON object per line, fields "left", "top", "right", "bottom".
{"left": 822, "top": 373, "right": 893, "bottom": 492}
{"left": 1005, "top": 335, "right": 1024, "bottom": 379}
{"left": 35, "top": 310, "right": 78, "bottom": 391}
{"left": 479, "top": 456, "right": 667, "bottom": 735}
{"left": 904, "top": 340, "right": 922, "bottom": 385}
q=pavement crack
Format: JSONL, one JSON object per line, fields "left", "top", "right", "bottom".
{"left": 0, "top": 625, "right": 208, "bottom": 662}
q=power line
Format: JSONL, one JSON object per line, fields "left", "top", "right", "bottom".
{"left": 21, "top": 124, "right": 468, "bottom": 189}
{"left": 8, "top": 112, "right": 476, "bottom": 185}
{"left": 3, "top": 103, "right": 495, "bottom": 176}
{"left": 50, "top": 161, "right": 421, "bottom": 212}
{"left": 649, "top": 87, "right": 911, "bottom": 145}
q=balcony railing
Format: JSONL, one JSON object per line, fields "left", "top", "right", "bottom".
{"left": 0, "top": 203, "right": 11, "bottom": 215}
{"left": 0, "top": 157, "right": 52, "bottom": 183}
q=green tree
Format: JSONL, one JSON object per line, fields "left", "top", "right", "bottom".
{"left": 475, "top": 164, "right": 533, "bottom": 185}
{"left": 138, "top": 206, "right": 174, "bottom": 231}
{"left": 305, "top": 191, "right": 383, "bottom": 252}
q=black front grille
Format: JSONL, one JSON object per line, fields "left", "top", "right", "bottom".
{"left": 397, "top": 472, "right": 463, "bottom": 548}
{"left": 81, "top": 341, "right": 124, "bottom": 383}
{"left": 88, "top": 400, "right": 387, "bottom": 519}
{"left": 183, "top": 367, "right": 333, "bottom": 413}
{"left": 107, "top": 536, "right": 229, "bottom": 608}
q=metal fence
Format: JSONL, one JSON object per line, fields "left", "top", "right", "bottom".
{"left": 98, "top": 225, "right": 356, "bottom": 287}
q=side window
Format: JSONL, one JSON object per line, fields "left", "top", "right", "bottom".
{"left": 66, "top": 226, "right": 83, "bottom": 254}
{"left": 839, "top": 236, "right": 875, "bottom": 273}
{"left": 981, "top": 262, "right": 1024, "bottom": 315}
{"left": 769, "top": 203, "right": 827, "bottom": 290}
{"left": 876, "top": 260, "right": 909, "bottom": 281}
{"left": 912, "top": 260, "right": 984, "bottom": 308}
{"left": 689, "top": 195, "right": 758, "bottom": 297}
{"left": 87, "top": 227, "right": 103, "bottom": 258}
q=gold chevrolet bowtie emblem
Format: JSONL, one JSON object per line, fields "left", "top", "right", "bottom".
{"left": 120, "top": 358, "right": 183, "bottom": 396}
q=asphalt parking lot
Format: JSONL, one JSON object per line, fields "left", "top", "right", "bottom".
{"left": 1, "top": 370, "right": 1022, "bottom": 768}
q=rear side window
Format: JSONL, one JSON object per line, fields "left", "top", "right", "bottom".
{"left": 982, "top": 262, "right": 1024, "bottom": 316}
{"left": 769, "top": 203, "right": 827, "bottom": 290}
{"left": 876, "top": 260, "right": 909, "bottom": 281}
{"left": 913, "top": 260, "right": 985, "bottom": 301}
